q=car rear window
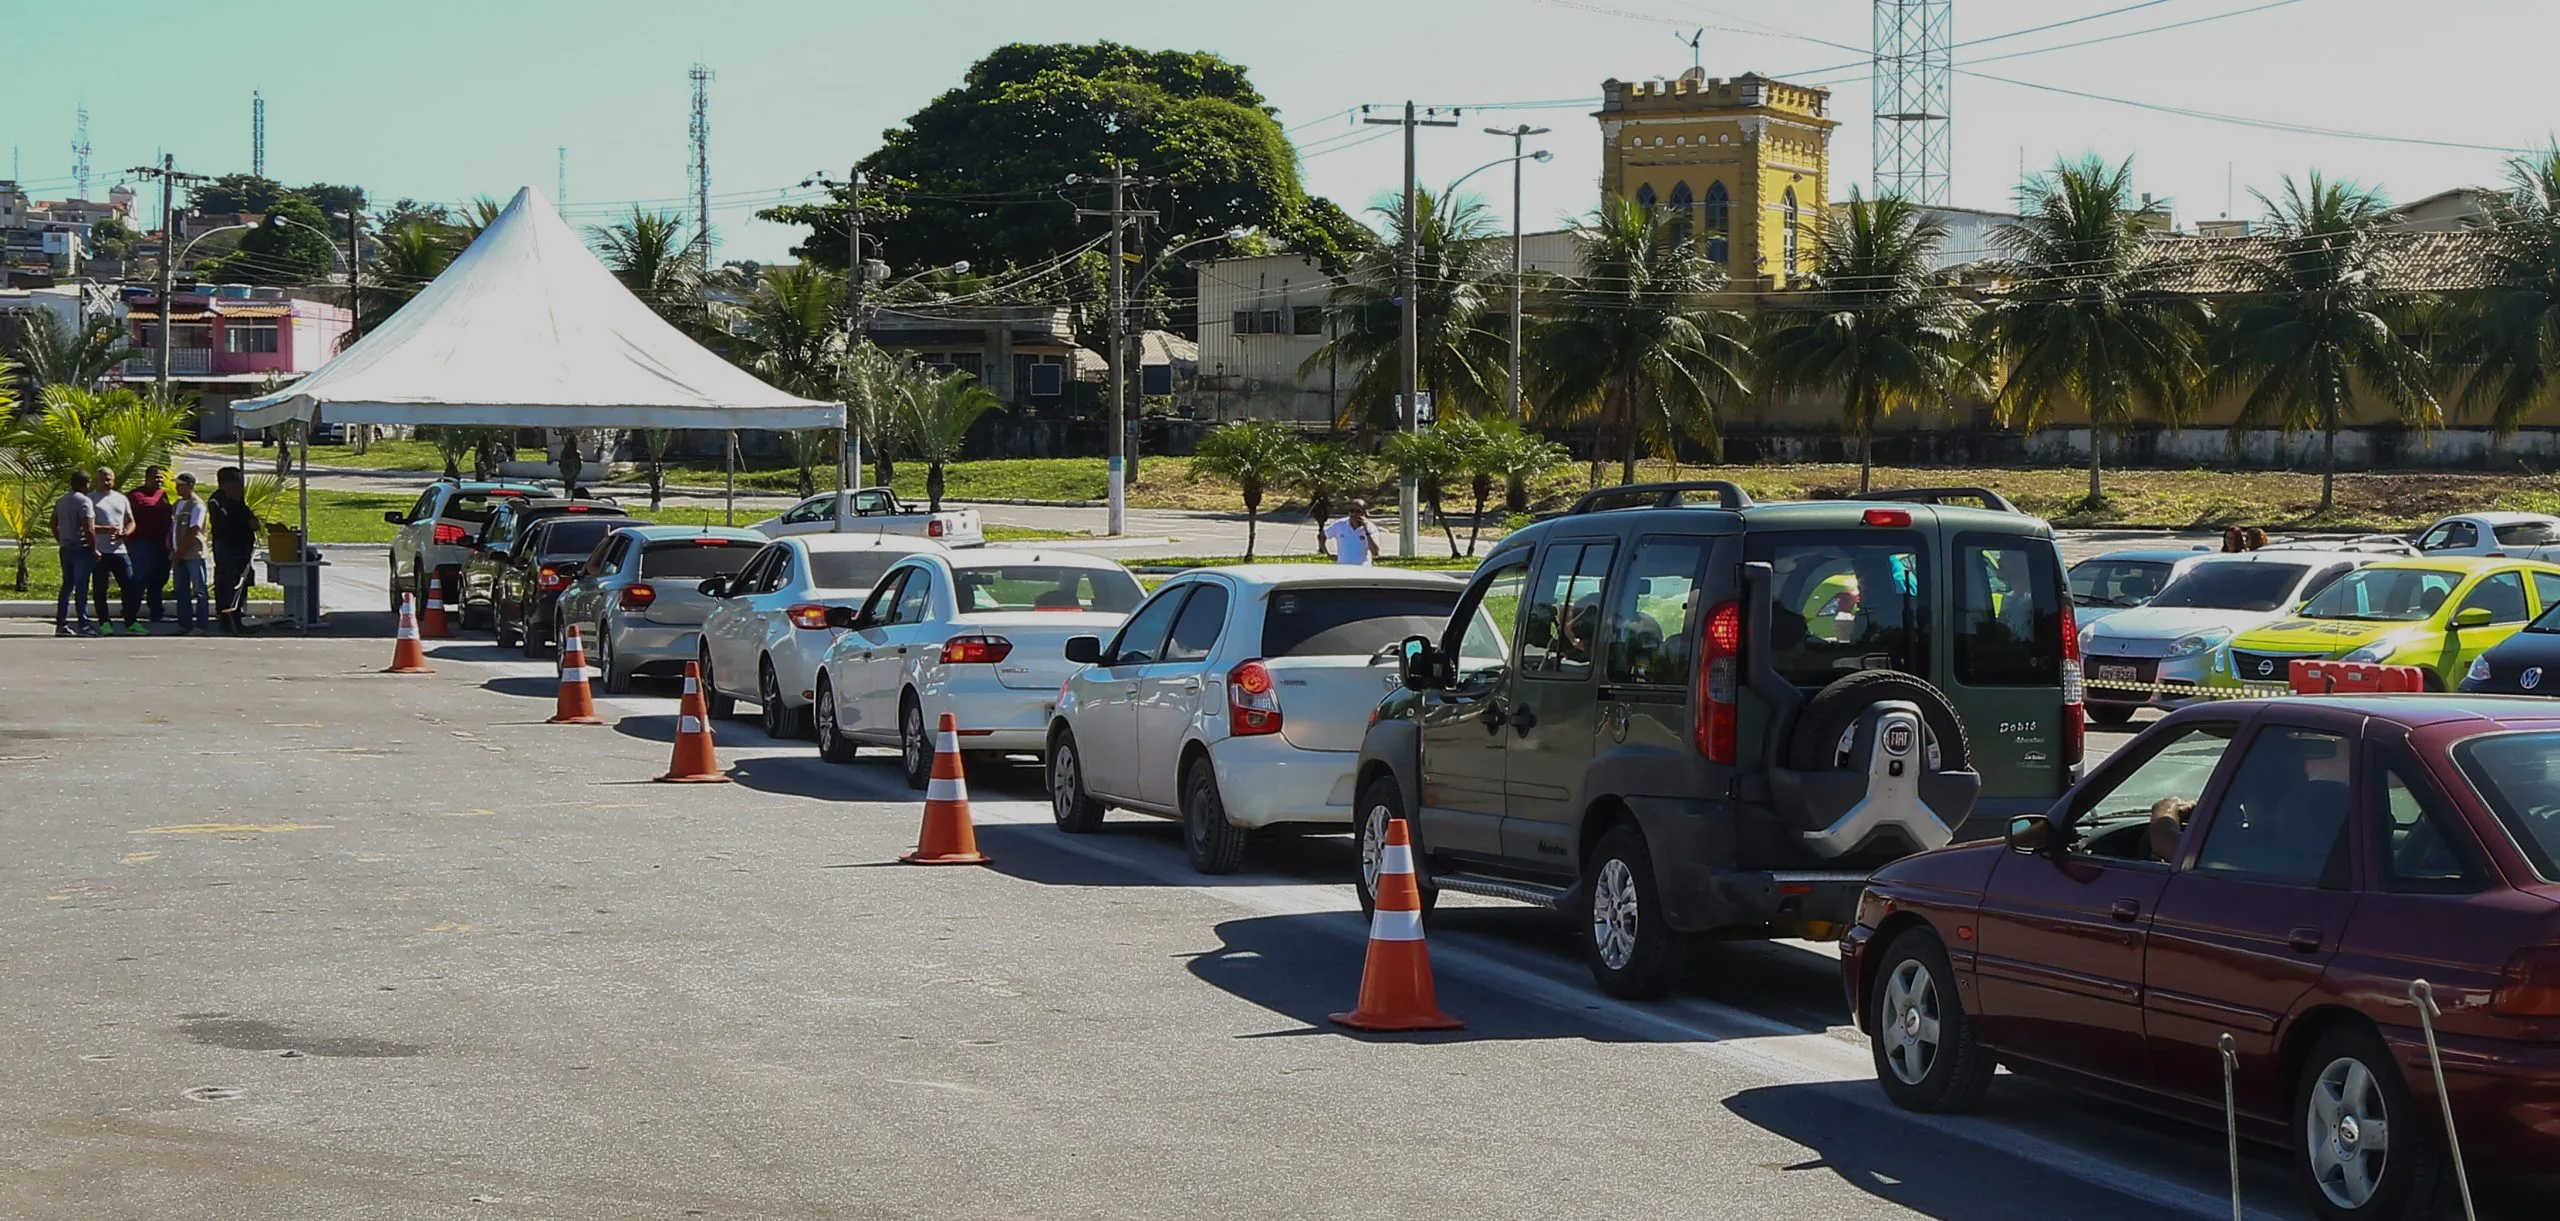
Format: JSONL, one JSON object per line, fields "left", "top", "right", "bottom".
{"left": 443, "top": 490, "right": 533, "bottom": 525}
{"left": 1745, "top": 530, "right": 1928, "bottom": 688}
{"left": 537, "top": 519, "right": 619, "bottom": 557}
{"left": 805, "top": 552, "right": 912, "bottom": 590}
{"left": 1261, "top": 585, "right": 1461, "bottom": 659}
{"left": 2452, "top": 731, "right": 2560, "bottom": 881}
{"left": 2497, "top": 521, "right": 2560, "bottom": 547}
{"left": 638, "top": 539, "right": 759, "bottom": 579}
{"left": 951, "top": 564, "right": 1144, "bottom": 613}
{"left": 2070, "top": 559, "right": 2175, "bottom": 610}
{"left": 2146, "top": 560, "right": 2311, "bottom": 612}
{"left": 1956, "top": 534, "right": 2063, "bottom": 687}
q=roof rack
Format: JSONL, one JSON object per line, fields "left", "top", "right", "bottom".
{"left": 1850, "top": 486, "right": 2022, "bottom": 514}
{"left": 2259, "top": 534, "right": 2418, "bottom": 557}
{"left": 1566, "top": 480, "right": 1753, "bottom": 514}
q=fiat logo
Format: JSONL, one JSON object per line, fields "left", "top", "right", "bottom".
{"left": 2526, "top": 666, "right": 2544, "bottom": 690}
{"left": 1884, "top": 723, "right": 1915, "bottom": 756}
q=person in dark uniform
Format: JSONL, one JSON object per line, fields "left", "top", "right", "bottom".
{"left": 208, "top": 466, "right": 262, "bottom": 636}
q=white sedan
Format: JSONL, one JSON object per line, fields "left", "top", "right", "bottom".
{"left": 697, "top": 533, "right": 950, "bottom": 738}
{"left": 2414, "top": 511, "right": 2560, "bottom": 558}
{"left": 1043, "top": 565, "right": 1466, "bottom": 875}
{"left": 811, "top": 550, "right": 1145, "bottom": 787}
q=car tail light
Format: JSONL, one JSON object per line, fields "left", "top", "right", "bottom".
{"left": 928, "top": 520, "right": 947, "bottom": 538}
{"left": 2493, "top": 947, "right": 2560, "bottom": 1017}
{"left": 2060, "top": 597, "right": 2085, "bottom": 768}
{"left": 788, "top": 603, "right": 833, "bottom": 631}
{"left": 940, "top": 634, "right": 1013, "bottom": 663}
{"left": 1862, "top": 508, "right": 1912, "bottom": 527}
{"left": 693, "top": 538, "right": 736, "bottom": 546}
{"left": 1695, "top": 599, "right": 1741, "bottom": 765}
{"left": 1229, "top": 659, "right": 1282, "bottom": 736}
{"left": 619, "top": 583, "right": 656, "bottom": 611}
{"left": 537, "top": 565, "right": 568, "bottom": 592}
{"left": 432, "top": 522, "right": 468, "bottom": 546}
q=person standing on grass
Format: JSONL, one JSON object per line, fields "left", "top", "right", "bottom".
{"left": 171, "top": 472, "right": 212, "bottom": 635}
{"left": 87, "top": 466, "right": 137, "bottom": 634}
{"left": 208, "top": 466, "right": 261, "bottom": 636}
{"left": 1323, "top": 498, "right": 1381, "bottom": 566}
{"left": 50, "top": 471, "right": 97, "bottom": 637}
{"left": 127, "top": 465, "right": 176, "bottom": 625}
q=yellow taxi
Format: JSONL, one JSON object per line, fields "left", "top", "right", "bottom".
{"left": 2209, "top": 555, "right": 2560, "bottom": 691}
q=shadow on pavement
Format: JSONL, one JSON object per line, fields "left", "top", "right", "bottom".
{"left": 481, "top": 675, "right": 566, "bottom": 700}
{"left": 428, "top": 642, "right": 522, "bottom": 663}
{"left": 973, "top": 818, "right": 1358, "bottom": 889}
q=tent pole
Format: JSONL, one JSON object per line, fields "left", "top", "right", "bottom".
{"left": 724, "top": 431, "right": 736, "bottom": 526}
{"left": 296, "top": 420, "right": 310, "bottom": 631}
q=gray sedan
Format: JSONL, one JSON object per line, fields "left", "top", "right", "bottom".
{"left": 554, "top": 525, "right": 767, "bottom": 693}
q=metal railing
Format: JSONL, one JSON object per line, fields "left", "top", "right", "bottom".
{"left": 118, "top": 348, "right": 213, "bottom": 377}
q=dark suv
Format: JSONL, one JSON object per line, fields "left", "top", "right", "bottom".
{"left": 1354, "top": 482, "right": 2083, "bottom": 997}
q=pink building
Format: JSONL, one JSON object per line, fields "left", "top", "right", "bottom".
{"left": 114, "top": 286, "right": 354, "bottom": 438}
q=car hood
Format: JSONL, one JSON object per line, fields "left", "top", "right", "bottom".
{"left": 2086, "top": 606, "right": 2277, "bottom": 645}
{"left": 2230, "top": 617, "right": 2415, "bottom": 653}
{"left": 1868, "top": 838, "right": 2006, "bottom": 902}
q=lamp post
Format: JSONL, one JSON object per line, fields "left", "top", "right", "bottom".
{"left": 1482, "top": 128, "right": 1551, "bottom": 420}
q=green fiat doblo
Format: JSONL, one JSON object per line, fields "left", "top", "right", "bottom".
{"left": 1353, "top": 482, "right": 2083, "bottom": 997}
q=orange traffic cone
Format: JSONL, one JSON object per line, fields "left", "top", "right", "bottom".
{"left": 382, "top": 593, "right": 433, "bottom": 674}
{"left": 1331, "top": 817, "right": 1462, "bottom": 1031}
{"left": 655, "top": 661, "right": 729, "bottom": 783}
{"left": 420, "top": 568, "right": 452, "bottom": 639}
{"left": 900, "top": 712, "right": 988, "bottom": 865}
{"left": 548, "top": 624, "right": 604, "bottom": 725}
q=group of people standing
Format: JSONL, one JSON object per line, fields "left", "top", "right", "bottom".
{"left": 49, "top": 464, "right": 262, "bottom": 636}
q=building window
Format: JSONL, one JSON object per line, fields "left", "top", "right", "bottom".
{"left": 1258, "top": 309, "right": 1282, "bottom": 336}
{"left": 1635, "top": 183, "right": 1657, "bottom": 214}
{"left": 1667, "top": 181, "right": 1693, "bottom": 241}
{"left": 225, "top": 323, "right": 279, "bottom": 354}
{"left": 1705, "top": 181, "right": 1730, "bottom": 264}
{"left": 1292, "top": 305, "right": 1326, "bottom": 336}
{"left": 1783, "top": 187, "right": 1801, "bottom": 274}
{"left": 1231, "top": 310, "right": 1256, "bottom": 335}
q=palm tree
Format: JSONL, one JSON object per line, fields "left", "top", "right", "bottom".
{"left": 731, "top": 263, "right": 844, "bottom": 397}
{"left": 1459, "top": 417, "right": 1570, "bottom": 553}
{"left": 1758, "top": 191, "right": 1983, "bottom": 491}
{"left": 589, "top": 208, "right": 710, "bottom": 334}
{"left": 2213, "top": 172, "right": 2439, "bottom": 511}
{"left": 0, "top": 449, "right": 40, "bottom": 591}
{"left": 1529, "top": 193, "right": 1752, "bottom": 486}
{"left": 2437, "top": 147, "right": 2560, "bottom": 437}
{"left": 359, "top": 222, "right": 458, "bottom": 333}
{"left": 1975, "top": 156, "right": 2212, "bottom": 505}
{"left": 8, "top": 310, "right": 133, "bottom": 392}
{"left": 3, "top": 386, "right": 194, "bottom": 488}
{"left": 1380, "top": 427, "right": 1465, "bottom": 552}
{"left": 458, "top": 195, "right": 508, "bottom": 242}
{"left": 843, "top": 344, "right": 914, "bottom": 487}
{"left": 1281, "top": 441, "right": 1377, "bottom": 558}
{"left": 1192, "top": 420, "right": 1306, "bottom": 561}
{"left": 901, "top": 370, "right": 1003, "bottom": 510}
{"left": 1300, "top": 188, "right": 1508, "bottom": 440}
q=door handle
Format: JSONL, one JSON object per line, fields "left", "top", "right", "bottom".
{"left": 2110, "top": 898, "right": 2141, "bottom": 924}
{"left": 2286, "top": 926, "right": 2325, "bottom": 954}
{"left": 1511, "top": 704, "right": 1538, "bottom": 736}
{"left": 1481, "top": 703, "right": 1507, "bottom": 733}
{"left": 1178, "top": 678, "right": 1201, "bottom": 692}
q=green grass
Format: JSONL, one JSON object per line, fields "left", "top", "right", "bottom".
{"left": 1135, "top": 554, "right": 1481, "bottom": 572}
{"left": 2, "top": 544, "right": 278, "bottom": 607}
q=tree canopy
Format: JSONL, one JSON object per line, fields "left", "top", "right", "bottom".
{"left": 200, "top": 195, "right": 340, "bottom": 286}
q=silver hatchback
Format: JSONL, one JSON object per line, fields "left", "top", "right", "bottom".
{"left": 554, "top": 525, "right": 767, "bottom": 692}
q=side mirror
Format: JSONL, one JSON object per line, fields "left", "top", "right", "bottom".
{"left": 825, "top": 605, "right": 859, "bottom": 629}
{"left": 1063, "top": 635, "right": 1103, "bottom": 666}
{"left": 696, "top": 577, "right": 726, "bottom": 597}
{"left": 2006, "top": 814, "right": 2053, "bottom": 855}
{"left": 382, "top": 511, "right": 407, "bottom": 526}
{"left": 2454, "top": 606, "right": 2494, "bottom": 629}
{"left": 1397, "top": 635, "right": 1444, "bottom": 691}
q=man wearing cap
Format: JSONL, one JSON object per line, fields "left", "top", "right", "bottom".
{"left": 171, "top": 473, "right": 212, "bottom": 635}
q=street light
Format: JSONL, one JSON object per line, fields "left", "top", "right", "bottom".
{"left": 1483, "top": 126, "right": 1552, "bottom": 421}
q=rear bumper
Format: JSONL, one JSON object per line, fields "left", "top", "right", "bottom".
{"left": 1207, "top": 736, "right": 1358, "bottom": 829}
{"left": 1841, "top": 922, "right": 1878, "bottom": 1031}
{"left": 917, "top": 672, "right": 1060, "bottom": 754}
{"left": 2383, "top": 1027, "right": 2560, "bottom": 1171}
{"left": 609, "top": 623, "right": 700, "bottom": 671}
{"left": 1622, "top": 796, "right": 1870, "bottom": 934}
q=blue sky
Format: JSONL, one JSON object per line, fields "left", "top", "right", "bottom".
{"left": 3, "top": 0, "right": 2551, "bottom": 262}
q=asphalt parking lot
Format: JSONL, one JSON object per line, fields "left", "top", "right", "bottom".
{"left": 7, "top": 621, "right": 2532, "bottom": 1220}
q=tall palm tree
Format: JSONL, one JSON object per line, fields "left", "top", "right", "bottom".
{"left": 358, "top": 222, "right": 458, "bottom": 333}
{"left": 589, "top": 208, "right": 709, "bottom": 335}
{"left": 731, "top": 263, "right": 844, "bottom": 398}
{"left": 2213, "top": 172, "right": 2439, "bottom": 511}
{"left": 1529, "top": 194, "right": 1752, "bottom": 486}
{"left": 457, "top": 195, "right": 508, "bottom": 242}
{"left": 843, "top": 343, "right": 914, "bottom": 487}
{"left": 901, "top": 370, "right": 1003, "bottom": 510}
{"left": 1190, "top": 420, "right": 1305, "bottom": 561}
{"left": 1281, "top": 441, "right": 1377, "bottom": 557}
{"left": 8, "top": 310, "right": 133, "bottom": 392}
{"left": 1300, "top": 188, "right": 1508, "bottom": 439}
{"left": 1757, "top": 191, "right": 1983, "bottom": 491}
{"left": 1381, "top": 427, "right": 1465, "bottom": 552}
{"left": 1976, "top": 156, "right": 2211, "bottom": 504}
{"left": 2437, "top": 147, "right": 2560, "bottom": 437}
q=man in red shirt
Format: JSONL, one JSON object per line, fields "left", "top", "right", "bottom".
{"left": 126, "top": 465, "right": 177, "bottom": 627}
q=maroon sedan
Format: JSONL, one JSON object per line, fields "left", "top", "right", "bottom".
{"left": 1842, "top": 695, "right": 2560, "bottom": 1220}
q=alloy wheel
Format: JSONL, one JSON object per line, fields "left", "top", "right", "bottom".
{"left": 903, "top": 704, "right": 928, "bottom": 777}
{"left": 761, "top": 667, "right": 783, "bottom": 736}
{"left": 1881, "top": 958, "right": 1943, "bottom": 1086}
{"left": 1359, "top": 805, "right": 1390, "bottom": 899}
{"left": 2306, "top": 1055, "right": 2391, "bottom": 1209}
{"left": 1050, "top": 742, "right": 1080, "bottom": 820}
{"left": 1591, "top": 858, "right": 1640, "bottom": 971}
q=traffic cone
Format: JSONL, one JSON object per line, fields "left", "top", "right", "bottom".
{"left": 1330, "top": 817, "right": 1462, "bottom": 1031}
{"left": 548, "top": 624, "right": 604, "bottom": 725}
{"left": 655, "top": 661, "right": 729, "bottom": 783}
{"left": 420, "top": 568, "right": 452, "bottom": 639}
{"left": 382, "top": 594, "right": 433, "bottom": 674}
{"left": 900, "top": 712, "right": 988, "bottom": 865}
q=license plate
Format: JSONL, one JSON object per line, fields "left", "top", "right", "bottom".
{"left": 2094, "top": 663, "right": 2139, "bottom": 683}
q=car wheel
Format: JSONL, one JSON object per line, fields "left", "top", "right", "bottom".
{"left": 387, "top": 563, "right": 405, "bottom": 614}
{"left": 1181, "top": 759, "right": 1248, "bottom": 875}
{"left": 1047, "top": 730, "right": 1105, "bottom": 833}
{"left": 2087, "top": 702, "right": 2137, "bottom": 727}
{"left": 598, "top": 624, "right": 633, "bottom": 695}
{"left": 760, "top": 660, "right": 806, "bottom": 739}
{"left": 1869, "top": 927, "right": 1996, "bottom": 1113}
{"left": 815, "top": 678, "right": 858, "bottom": 763}
{"left": 696, "top": 645, "right": 736, "bottom": 719}
{"left": 2295, "top": 1023, "right": 2443, "bottom": 1221}
{"left": 898, "top": 697, "right": 932, "bottom": 791}
{"left": 1354, "top": 774, "right": 1438, "bottom": 918}
{"left": 519, "top": 612, "right": 549, "bottom": 658}
{"left": 1584, "top": 824, "right": 1682, "bottom": 1000}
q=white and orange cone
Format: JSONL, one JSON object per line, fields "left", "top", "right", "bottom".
{"left": 900, "top": 712, "right": 988, "bottom": 865}
{"left": 655, "top": 661, "right": 729, "bottom": 783}
{"left": 420, "top": 568, "right": 453, "bottom": 639}
{"left": 1330, "top": 817, "right": 1462, "bottom": 1031}
{"left": 382, "top": 593, "right": 433, "bottom": 674}
{"left": 548, "top": 624, "right": 604, "bottom": 725}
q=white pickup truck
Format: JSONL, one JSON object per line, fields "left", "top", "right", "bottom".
{"left": 750, "top": 488, "right": 984, "bottom": 547}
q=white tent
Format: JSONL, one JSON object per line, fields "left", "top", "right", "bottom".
{"left": 233, "top": 186, "right": 839, "bottom": 431}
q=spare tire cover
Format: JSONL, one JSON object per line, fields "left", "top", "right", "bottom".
{"left": 1785, "top": 669, "right": 1971, "bottom": 774}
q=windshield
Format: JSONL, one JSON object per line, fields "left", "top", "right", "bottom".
{"left": 445, "top": 490, "right": 531, "bottom": 526}
{"left": 535, "top": 519, "right": 618, "bottom": 557}
{"left": 807, "top": 553, "right": 909, "bottom": 591}
{"left": 2070, "top": 559, "right": 2174, "bottom": 608}
{"left": 2146, "top": 561, "right": 2311, "bottom": 612}
{"left": 952, "top": 564, "right": 1144, "bottom": 614}
{"left": 638, "top": 539, "right": 758, "bottom": 579}
{"left": 2296, "top": 567, "right": 2458, "bottom": 622}
{"left": 2453, "top": 731, "right": 2560, "bottom": 881}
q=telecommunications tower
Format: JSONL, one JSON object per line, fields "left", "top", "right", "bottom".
{"left": 71, "top": 106, "right": 92, "bottom": 199}
{"left": 1872, "top": 0, "right": 1952, "bottom": 204}
{"left": 253, "top": 92, "right": 267, "bottom": 176}
{"left": 688, "top": 64, "right": 713, "bottom": 268}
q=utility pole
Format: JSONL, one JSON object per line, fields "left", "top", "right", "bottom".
{"left": 345, "top": 198, "right": 362, "bottom": 337}
{"left": 841, "top": 167, "right": 865, "bottom": 495}
{"left": 1487, "top": 124, "right": 1550, "bottom": 422}
{"left": 128, "top": 156, "right": 208, "bottom": 403}
{"left": 1363, "top": 101, "right": 1456, "bottom": 557}
{"left": 1075, "top": 162, "right": 1157, "bottom": 537}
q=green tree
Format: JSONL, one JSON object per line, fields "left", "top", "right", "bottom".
{"left": 1302, "top": 187, "right": 1508, "bottom": 439}
{"left": 378, "top": 198, "right": 453, "bottom": 232}
{"left": 192, "top": 173, "right": 288, "bottom": 215}
{"left": 3, "top": 386, "right": 194, "bottom": 489}
{"left": 843, "top": 344, "right": 916, "bottom": 487}
{"left": 1191, "top": 420, "right": 1305, "bottom": 560}
{"left": 201, "top": 196, "right": 339, "bottom": 286}
{"left": 1976, "top": 156, "right": 2210, "bottom": 504}
{"left": 1457, "top": 416, "right": 1568, "bottom": 552}
{"left": 2213, "top": 172, "right": 2439, "bottom": 511}
{"left": 1757, "top": 191, "right": 1983, "bottom": 491}
{"left": 589, "top": 209, "right": 710, "bottom": 335}
{"left": 2438, "top": 147, "right": 2560, "bottom": 436}
{"left": 0, "top": 448, "right": 40, "bottom": 591}
{"left": 1528, "top": 193, "right": 1751, "bottom": 486}
{"left": 360, "top": 222, "right": 459, "bottom": 332}
{"left": 730, "top": 263, "right": 844, "bottom": 398}
{"left": 297, "top": 183, "right": 367, "bottom": 217}
{"left": 8, "top": 310, "right": 132, "bottom": 391}
{"left": 1380, "top": 427, "right": 1465, "bottom": 552}
{"left": 421, "top": 426, "right": 474, "bottom": 479}
{"left": 901, "top": 371, "right": 1004, "bottom": 510}
{"left": 85, "top": 216, "right": 139, "bottom": 261}
{"left": 458, "top": 195, "right": 508, "bottom": 243}
{"left": 1280, "top": 441, "right": 1376, "bottom": 557}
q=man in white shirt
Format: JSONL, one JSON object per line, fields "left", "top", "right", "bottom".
{"left": 87, "top": 466, "right": 135, "bottom": 633}
{"left": 1323, "top": 499, "right": 1381, "bottom": 566}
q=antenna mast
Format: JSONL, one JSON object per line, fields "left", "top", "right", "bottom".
{"left": 253, "top": 92, "right": 267, "bottom": 177}
{"left": 1872, "top": 0, "right": 1952, "bottom": 205}
{"left": 557, "top": 146, "right": 567, "bottom": 203}
{"left": 1675, "top": 28, "right": 1704, "bottom": 72}
{"left": 71, "top": 106, "right": 92, "bottom": 199}
{"left": 688, "top": 64, "right": 713, "bottom": 270}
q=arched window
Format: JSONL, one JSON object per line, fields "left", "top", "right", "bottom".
{"left": 1635, "top": 183, "right": 1657, "bottom": 214}
{"left": 1782, "top": 187, "right": 1801, "bottom": 274}
{"left": 1704, "top": 181, "right": 1730, "bottom": 264}
{"left": 1667, "top": 181, "right": 1693, "bottom": 241}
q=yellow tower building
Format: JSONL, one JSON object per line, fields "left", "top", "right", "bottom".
{"left": 1596, "top": 69, "right": 1838, "bottom": 292}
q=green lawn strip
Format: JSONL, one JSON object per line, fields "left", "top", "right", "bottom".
{"left": 1133, "top": 554, "right": 1481, "bottom": 572}
{"left": 2, "top": 545, "right": 279, "bottom": 607}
